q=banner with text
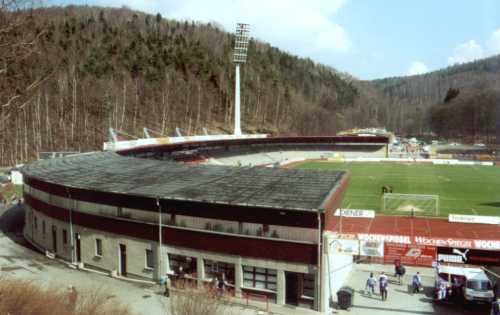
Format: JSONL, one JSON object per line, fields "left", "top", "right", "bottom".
{"left": 334, "top": 209, "right": 376, "bottom": 218}
{"left": 384, "top": 243, "right": 437, "bottom": 267}
{"left": 449, "top": 214, "right": 500, "bottom": 225}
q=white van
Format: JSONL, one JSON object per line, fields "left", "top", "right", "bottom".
{"left": 435, "top": 265, "right": 494, "bottom": 303}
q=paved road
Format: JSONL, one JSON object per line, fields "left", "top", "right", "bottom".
{"left": 334, "top": 263, "right": 492, "bottom": 315}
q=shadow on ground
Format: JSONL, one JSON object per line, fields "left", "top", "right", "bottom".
{"left": 479, "top": 202, "right": 500, "bottom": 207}
{"left": 0, "top": 204, "right": 34, "bottom": 249}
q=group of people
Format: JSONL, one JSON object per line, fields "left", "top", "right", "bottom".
{"left": 435, "top": 275, "right": 464, "bottom": 301}
{"left": 365, "top": 272, "right": 389, "bottom": 300}
{"left": 364, "top": 261, "right": 423, "bottom": 301}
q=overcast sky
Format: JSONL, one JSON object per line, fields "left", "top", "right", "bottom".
{"left": 50, "top": 0, "right": 500, "bottom": 80}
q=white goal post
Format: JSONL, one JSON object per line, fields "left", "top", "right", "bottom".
{"left": 381, "top": 193, "right": 440, "bottom": 216}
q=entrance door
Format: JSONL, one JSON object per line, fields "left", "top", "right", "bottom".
{"left": 75, "top": 233, "right": 81, "bottom": 263}
{"left": 119, "top": 244, "right": 127, "bottom": 275}
{"left": 285, "top": 272, "right": 300, "bottom": 306}
{"left": 51, "top": 225, "right": 57, "bottom": 253}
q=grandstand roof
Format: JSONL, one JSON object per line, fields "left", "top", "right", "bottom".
{"left": 22, "top": 151, "right": 346, "bottom": 211}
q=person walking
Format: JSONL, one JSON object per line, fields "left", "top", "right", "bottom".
{"left": 161, "top": 273, "right": 171, "bottom": 297}
{"left": 436, "top": 277, "right": 447, "bottom": 301}
{"left": 365, "top": 273, "right": 377, "bottom": 296}
{"left": 394, "top": 260, "right": 405, "bottom": 285}
{"left": 412, "top": 272, "right": 422, "bottom": 294}
{"left": 379, "top": 272, "right": 389, "bottom": 301}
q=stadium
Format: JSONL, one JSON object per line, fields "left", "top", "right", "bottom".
{"left": 21, "top": 135, "right": 500, "bottom": 313}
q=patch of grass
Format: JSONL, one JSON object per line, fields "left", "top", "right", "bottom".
{"left": 295, "top": 161, "right": 500, "bottom": 216}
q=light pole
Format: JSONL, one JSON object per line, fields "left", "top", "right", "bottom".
{"left": 156, "top": 197, "right": 163, "bottom": 279}
{"left": 233, "top": 23, "right": 250, "bottom": 136}
{"left": 65, "top": 187, "right": 75, "bottom": 265}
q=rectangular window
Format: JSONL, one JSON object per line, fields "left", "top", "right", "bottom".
{"left": 204, "top": 260, "right": 235, "bottom": 284}
{"left": 243, "top": 266, "right": 277, "bottom": 291}
{"left": 145, "top": 249, "right": 154, "bottom": 269}
{"left": 168, "top": 254, "right": 196, "bottom": 275}
{"left": 62, "top": 229, "right": 68, "bottom": 245}
{"left": 42, "top": 221, "right": 46, "bottom": 238}
{"left": 302, "top": 274, "right": 315, "bottom": 298}
{"left": 95, "top": 238, "right": 102, "bottom": 256}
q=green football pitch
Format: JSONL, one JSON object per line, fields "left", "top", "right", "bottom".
{"left": 295, "top": 161, "right": 500, "bottom": 217}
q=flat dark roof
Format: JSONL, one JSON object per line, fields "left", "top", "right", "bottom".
{"left": 22, "top": 151, "right": 346, "bottom": 211}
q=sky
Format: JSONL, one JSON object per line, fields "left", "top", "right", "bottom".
{"left": 48, "top": 0, "right": 500, "bottom": 80}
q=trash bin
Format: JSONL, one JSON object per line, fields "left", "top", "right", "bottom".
{"left": 337, "top": 286, "right": 355, "bottom": 310}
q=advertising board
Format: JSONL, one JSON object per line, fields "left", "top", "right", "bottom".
{"left": 360, "top": 240, "right": 384, "bottom": 257}
{"left": 329, "top": 239, "right": 360, "bottom": 256}
{"left": 384, "top": 243, "right": 436, "bottom": 266}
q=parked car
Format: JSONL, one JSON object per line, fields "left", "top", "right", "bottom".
{"left": 435, "top": 265, "right": 494, "bottom": 303}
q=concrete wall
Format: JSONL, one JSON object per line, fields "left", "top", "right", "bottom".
{"left": 321, "top": 232, "right": 354, "bottom": 312}
{"left": 24, "top": 204, "right": 158, "bottom": 280}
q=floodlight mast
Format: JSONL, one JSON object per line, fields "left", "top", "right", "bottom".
{"left": 233, "top": 23, "right": 250, "bottom": 136}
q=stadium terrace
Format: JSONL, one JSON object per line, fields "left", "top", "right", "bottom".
{"left": 20, "top": 135, "right": 500, "bottom": 313}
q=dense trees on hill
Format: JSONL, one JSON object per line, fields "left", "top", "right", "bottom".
{"left": 1, "top": 4, "right": 499, "bottom": 166}
{"left": 369, "top": 55, "right": 500, "bottom": 138}
{"left": 430, "top": 88, "right": 500, "bottom": 141}
{"left": 0, "top": 5, "right": 363, "bottom": 165}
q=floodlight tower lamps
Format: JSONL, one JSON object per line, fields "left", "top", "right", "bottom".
{"left": 233, "top": 23, "right": 250, "bottom": 136}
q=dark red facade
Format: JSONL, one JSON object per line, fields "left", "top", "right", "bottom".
{"left": 25, "top": 193, "right": 318, "bottom": 265}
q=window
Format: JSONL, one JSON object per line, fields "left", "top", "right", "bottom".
{"left": 302, "top": 274, "right": 315, "bottom": 298}
{"left": 168, "top": 254, "right": 196, "bottom": 275}
{"left": 263, "top": 224, "right": 270, "bottom": 233}
{"left": 243, "top": 266, "right": 277, "bottom": 291}
{"left": 34, "top": 216, "right": 38, "bottom": 230}
{"left": 204, "top": 260, "right": 235, "bottom": 284}
{"left": 62, "top": 229, "right": 68, "bottom": 245}
{"left": 95, "top": 238, "right": 102, "bottom": 256}
{"left": 42, "top": 221, "right": 46, "bottom": 238}
{"left": 145, "top": 249, "right": 154, "bottom": 269}
{"left": 466, "top": 280, "right": 492, "bottom": 291}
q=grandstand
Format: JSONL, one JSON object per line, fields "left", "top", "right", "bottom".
{"left": 20, "top": 133, "right": 500, "bottom": 314}
{"left": 21, "top": 135, "right": 387, "bottom": 314}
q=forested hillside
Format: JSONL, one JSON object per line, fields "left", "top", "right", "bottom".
{"left": 1, "top": 4, "right": 499, "bottom": 166}
{"left": 0, "top": 5, "right": 364, "bottom": 165}
{"left": 369, "top": 55, "right": 500, "bottom": 139}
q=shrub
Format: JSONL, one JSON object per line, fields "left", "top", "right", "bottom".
{"left": 169, "top": 283, "right": 233, "bottom": 315}
{"left": 0, "top": 276, "right": 133, "bottom": 315}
